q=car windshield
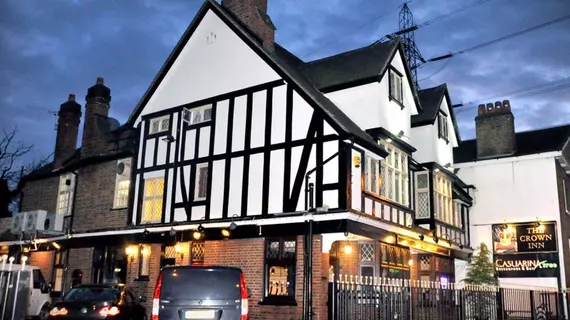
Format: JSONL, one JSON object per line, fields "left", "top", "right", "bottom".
{"left": 63, "top": 286, "right": 120, "bottom": 301}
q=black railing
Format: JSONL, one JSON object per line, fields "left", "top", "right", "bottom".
{"left": 328, "top": 275, "right": 569, "bottom": 320}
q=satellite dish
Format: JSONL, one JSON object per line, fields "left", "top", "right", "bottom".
{"left": 96, "top": 115, "right": 121, "bottom": 136}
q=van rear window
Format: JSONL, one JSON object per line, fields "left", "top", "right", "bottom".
{"left": 160, "top": 268, "right": 241, "bottom": 300}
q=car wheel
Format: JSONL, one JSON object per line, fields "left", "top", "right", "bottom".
{"left": 38, "top": 305, "right": 49, "bottom": 320}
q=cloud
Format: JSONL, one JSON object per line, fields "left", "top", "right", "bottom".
{"left": 0, "top": 0, "right": 568, "bottom": 165}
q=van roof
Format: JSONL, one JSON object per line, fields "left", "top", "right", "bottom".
{"left": 161, "top": 265, "right": 243, "bottom": 273}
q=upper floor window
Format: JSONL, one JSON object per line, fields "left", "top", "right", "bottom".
{"left": 453, "top": 201, "right": 463, "bottom": 229}
{"left": 389, "top": 69, "right": 403, "bottom": 105}
{"left": 113, "top": 158, "right": 131, "bottom": 209}
{"left": 56, "top": 173, "right": 75, "bottom": 215}
{"left": 414, "top": 171, "right": 430, "bottom": 219}
{"left": 149, "top": 115, "right": 170, "bottom": 134}
{"left": 364, "top": 156, "right": 381, "bottom": 196}
{"left": 380, "top": 142, "right": 409, "bottom": 207}
{"left": 194, "top": 163, "right": 209, "bottom": 201}
{"left": 138, "top": 244, "right": 151, "bottom": 279}
{"left": 183, "top": 104, "right": 213, "bottom": 125}
{"left": 434, "top": 172, "right": 453, "bottom": 225}
{"left": 141, "top": 177, "right": 164, "bottom": 224}
{"left": 438, "top": 112, "right": 449, "bottom": 141}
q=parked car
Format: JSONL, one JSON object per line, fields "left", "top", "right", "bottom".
{"left": 152, "top": 266, "right": 250, "bottom": 320}
{"left": 0, "top": 264, "right": 52, "bottom": 320}
{"left": 47, "top": 283, "right": 146, "bottom": 319}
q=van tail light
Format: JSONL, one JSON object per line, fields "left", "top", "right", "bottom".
{"left": 240, "top": 272, "right": 248, "bottom": 320}
{"left": 152, "top": 271, "right": 164, "bottom": 320}
{"left": 99, "top": 306, "right": 120, "bottom": 317}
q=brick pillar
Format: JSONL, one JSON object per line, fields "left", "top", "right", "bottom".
{"left": 82, "top": 77, "right": 111, "bottom": 158}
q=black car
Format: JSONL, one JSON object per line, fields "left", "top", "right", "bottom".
{"left": 47, "top": 283, "right": 147, "bottom": 319}
{"left": 152, "top": 266, "right": 250, "bottom": 320}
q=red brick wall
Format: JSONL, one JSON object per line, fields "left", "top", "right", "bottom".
{"left": 332, "top": 240, "right": 359, "bottom": 276}
{"left": 204, "top": 236, "right": 327, "bottom": 320}
{"left": 29, "top": 251, "right": 54, "bottom": 282}
{"left": 73, "top": 160, "right": 129, "bottom": 232}
{"left": 21, "top": 177, "right": 60, "bottom": 213}
{"left": 66, "top": 247, "right": 94, "bottom": 285}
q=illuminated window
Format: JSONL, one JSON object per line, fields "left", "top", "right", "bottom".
{"left": 141, "top": 177, "right": 164, "bottom": 224}
{"left": 380, "top": 142, "right": 409, "bottom": 207}
{"left": 56, "top": 173, "right": 75, "bottom": 215}
{"left": 191, "top": 242, "right": 204, "bottom": 265}
{"left": 113, "top": 158, "right": 131, "bottom": 208}
{"left": 434, "top": 173, "right": 453, "bottom": 224}
{"left": 264, "top": 238, "right": 296, "bottom": 301}
{"left": 138, "top": 245, "right": 151, "bottom": 278}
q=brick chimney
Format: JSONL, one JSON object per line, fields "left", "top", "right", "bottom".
{"left": 54, "top": 94, "right": 82, "bottom": 168}
{"left": 475, "top": 100, "right": 516, "bottom": 159}
{"left": 81, "top": 77, "right": 111, "bottom": 158}
{"left": 221, "top": 0, "right": 276, "bottom": 50}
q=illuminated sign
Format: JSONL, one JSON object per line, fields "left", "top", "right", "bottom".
{"left": 493, "top": 253, "right": 559, "bottom": 278}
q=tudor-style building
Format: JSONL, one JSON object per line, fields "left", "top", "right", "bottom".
{"left": 0, "top": 0, "right": 475, "bottom": 318}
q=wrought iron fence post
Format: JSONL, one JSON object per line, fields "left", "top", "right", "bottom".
{"left": 530, "top": 290, "right": 536, "bottom": 320}
{"left": 495, "top": 287, "right": 504, "bottom": 320}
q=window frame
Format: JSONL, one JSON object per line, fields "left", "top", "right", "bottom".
{"left": 141, "top": 177, "right": 164, "bottom": 224}
{"left": 56, "top": 173, "right": 75, "bottom": 216}
{"left": 262, "top": 237, "right": 297, "bottom": 305}
{"left": 160, "top": 244, "right": 177, "bottom": 269}
{"left": 379, "top": 142, "right": 410, "bottom": 207}
{"left": 50, "top": 251, "right": 66, "bottom": 296}
{"left": 190, "top": 242, "right": 205, "bottom": 265}
{"left": 414, "top": 170, "right": 430, "bottom": 219}
{"left": 138, "top": 244, "right": 151, "bottom": 279}
{"left": 194, "top": 163, "right": 209, "bottom": 201}
{"left": 564, "top": 180, "right": 570, "bottom": 214}
{"left": 434, "top": 172, "right": 453, "bottom": 225}
{"left": 183, "top": 104, "right": 213, "bottom": 126}
{"left": 438, "top": 111, "right": 449, "bottom": 142}
{"left": 364, "top": 155, "right": 381, "bottom": 196}
{"left": 149, "top": 115, "right": 170, "bottom": 135}
{"left": 359, "top": 242, "right": 376, "bottom": 278}
{"left": 113, "top": 158, "right": 132, "bottom": 209}
{"left": 388, "top": 68, "right": 404, "bottom": 107}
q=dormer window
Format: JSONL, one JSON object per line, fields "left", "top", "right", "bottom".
{"left": 389, "top": 69, "right": 403, "bottom": 106}
{"left": 438, "top": 112, "right": 448, "bottom": 141}
{"left": 183, "top": 104, "right": 213, "bottom": 125}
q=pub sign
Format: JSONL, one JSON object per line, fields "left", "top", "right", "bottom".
{"left": 491, "top": 221, "right": 559, "bottom": 278}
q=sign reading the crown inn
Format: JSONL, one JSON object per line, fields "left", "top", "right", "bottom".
{"left": 491, "top": 221, "right": 559, "bottom": 278}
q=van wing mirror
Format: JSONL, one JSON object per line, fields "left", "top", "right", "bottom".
{"left": 139, "top": 295, "right": 147, "bottom": 303}
{"left": 247, "top": 288, "right": 252, "bottom": 298}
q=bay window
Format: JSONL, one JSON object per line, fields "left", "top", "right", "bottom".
{"left": 414, "top": 171, "right": 430, "bottom": 219}
{"left": 434, "top": 173, "right": 453, "bottom": 224}
{"left": 379, "top": 143, "right": 409, "bottom": 207}
{"left": 364, "top": 156, "right": 381, "bottom": 196}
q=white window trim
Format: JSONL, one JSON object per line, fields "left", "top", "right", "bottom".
{"left": 149, "top": 115, "right": 170, "bottom": 135}
{"left": 194, "top": 163, "right": 209, "bottom": 201}
{"left": 389, "top": 69, "right": 403, "bottom": 104}
{"left": 141, "top": 177, "right": 164, "bottom": 224}
{"left": 379, "top": 141, "right": 409, "bottom": 207}
{"left": 113, "top": 158, "right": 132, "bottom": 209}
{"left": 434, "top": 172, "right": 453, "bottom": 225}
{"left": 438, "top": 113, "right": 449, "bottom": 140}
{"left": 183, "top": 104, "right": 213, "bottom": 126}
{"left": 364, "top": 155, "right": 381, "bottom": 196}
{"left": 56, "top": 173, "right": 75, "bottom": 216}
{"left": 414, "top": 170, "right": 430, "bottom": 219}
{"left": 564, "top": 180, "right": 570, "bottom": 214}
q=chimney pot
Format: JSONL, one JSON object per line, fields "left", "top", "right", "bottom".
{"left": 68, "top": 94, "right": 76, "bottom": 102}
{"left": 96, "top": 77, "right": 104, "bottom": 85}
{"left": 503, "top": 100, "right": 511, "bottom": 111}
{"left": 486, "top": 103, "right": 494, "bottom": 114}
{"left": 478, "top": 104, "right": 485, "bottom": 115}
{"left": 222, "top": 0, "right": 275, "bottom": 50}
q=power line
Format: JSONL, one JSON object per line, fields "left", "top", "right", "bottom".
{"left": 302, "top": 1, "right": 410, "bottom": 60}
{"left": 453, "top": 78, "right": 570, "bottom": 113}
{"left": 424, "top": 14, "right": 570, "bottom": 65}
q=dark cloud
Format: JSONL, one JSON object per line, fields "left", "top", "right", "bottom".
{"left": 1, "top": 0, "right": 569, "bottom": 166}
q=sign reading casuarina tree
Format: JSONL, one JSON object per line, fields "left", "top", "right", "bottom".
{"left": 494, "top": 253, "right": 560, "bottom": 278}
{"left": 491, "top": 221, "right": 559, "bottom": 278}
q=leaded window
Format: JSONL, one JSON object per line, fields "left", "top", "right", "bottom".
{"left": 415, "top": 171, "right": 430, "bottom": 219}
{"left": 264, "top": 238, "right": 296, "bottom": 300}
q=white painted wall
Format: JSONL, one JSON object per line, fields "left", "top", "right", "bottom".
{"left": 325, "top": 49, "right": 418, "bottom": 138}
{"left": 411, "top": 97, "right": 458, "bottom": 165}
{"left": 454, "top": 154, "right": 563, "bottom": 288}
{"left": 135, "top": 9, "right": 280, "bottom": 124}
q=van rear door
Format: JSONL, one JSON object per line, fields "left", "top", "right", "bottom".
{"left": 158, "top": 267, "right": 242, "bottom": 320}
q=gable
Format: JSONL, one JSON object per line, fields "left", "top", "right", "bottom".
{"left": 128, "top": 0, "right": 386, "bottom": 157}
{"left": 386, "top": 48, "right": 420, "bottom": 116}
{"left": 134, "top": 9, "right": 280, "bottom": 124}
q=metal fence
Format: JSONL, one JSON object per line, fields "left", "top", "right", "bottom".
{"left": 0, "top": 259, "right": 30, "bottom": 320}
{"left": 328, "top": 275, "right": 568, "bottom": 320}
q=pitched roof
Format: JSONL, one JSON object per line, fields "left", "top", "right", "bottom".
{"left": 411, "top": 83, "right": 461, "bottom": 142}
{"left": 127, "top": 0, "right": 389, "bottom": 157}
{"left": 453, "top": 124, "right": 570, "bottom": 163}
